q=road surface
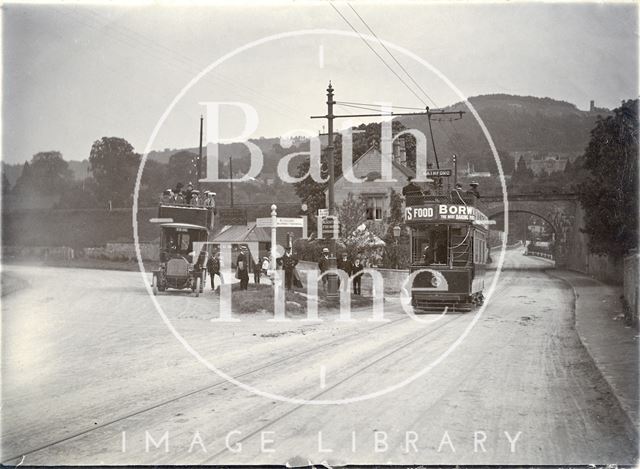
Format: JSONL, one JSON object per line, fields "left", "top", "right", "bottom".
{"left": 2, "top": 249, "right": 637, "bottom": 465}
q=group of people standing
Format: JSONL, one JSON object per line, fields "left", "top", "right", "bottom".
{"left": 160, "top": 182, "right": 216, "bottom": 209}
{"left": 205, "top": 245, "right": 300, "bottom": 292}
{"left": 318, "top": 248, "right": 365, "bottom": 295}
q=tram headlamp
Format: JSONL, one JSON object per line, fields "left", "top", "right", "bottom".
{"left": 431, "top": 275, "right": 441, "bottom": 287}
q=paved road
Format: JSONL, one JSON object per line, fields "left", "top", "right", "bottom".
{"left": 2, "top": 249, "right": 637, "bottom": 465}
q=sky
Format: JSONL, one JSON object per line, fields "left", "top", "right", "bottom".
{"left": 3, "top": 1, "right": 638, "bottom": 164}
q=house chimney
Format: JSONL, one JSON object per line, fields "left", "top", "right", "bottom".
{"left": 590, "top": 100, "right": 595, "bottom": 112}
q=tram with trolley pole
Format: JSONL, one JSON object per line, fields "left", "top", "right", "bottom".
{"left": 404, "top": 180, "right": 490, "bottom": 312}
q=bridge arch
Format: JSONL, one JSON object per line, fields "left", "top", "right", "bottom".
{"left": 488, "top": 209, "right": 557, "bottom": 235}
{"left": 480, "top": 193, "right": 580, "bottom": 268}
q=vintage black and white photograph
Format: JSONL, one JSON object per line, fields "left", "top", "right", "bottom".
{"left": 2, "top": 0, "right": 638, "bottom": 466}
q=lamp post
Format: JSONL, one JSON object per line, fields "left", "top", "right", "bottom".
{"left": 393, "top": 225, "right": 401, "bottom": 269}
{"left": 300, "top": 203, "right": 308, "bottom": 239}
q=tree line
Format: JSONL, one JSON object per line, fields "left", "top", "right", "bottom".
{"left": 3, "top": 99, "right": 636, "bottom": 259}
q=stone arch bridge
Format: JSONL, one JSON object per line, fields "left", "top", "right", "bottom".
{"left": 480, "top": 193, "right": 580, "bottom": 268}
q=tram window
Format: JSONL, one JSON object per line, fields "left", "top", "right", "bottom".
{"left": 410, "top": 227, "right": 447, "bottom": 264}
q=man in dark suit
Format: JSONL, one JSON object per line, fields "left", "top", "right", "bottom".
{"left": 337, "top": 253, "right": 353, "bottom": 277}
{"left": 318, "top": 248, "right": 330, "bottom": 291}
{"left": 352, "top": 258, "right": 364, "bottom": 295}
{"left": 236, "top": 246, "right": 249, "bottom": 290}
{"left": 277, "top": 246, "right": 298, "bottom": 291}
{"left": 207, "top": 251, "right": 222, "bottom": 291}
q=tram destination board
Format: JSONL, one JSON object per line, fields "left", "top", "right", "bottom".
{"left": 405, "top": 203, "right": 488, "bottom": 223}
{"left": 425, "top": 169, "right": 452, "bottom": 177}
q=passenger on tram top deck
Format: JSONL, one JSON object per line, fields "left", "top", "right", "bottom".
{"left": 466, "top": 181, "right": 481, "bottom": 199}
{"left": 403, "top": 176, "right": 424, "bottom": 205}
{"left": 185, "top": 182, "right": 194, "bottom": 204}
{"left": 160, "top": 189, "right": 174, "bottom": 204}
{"left": 402, "top": 177, "right": 422, "bottom": 197}
{"left": 189, "top": 189, "right": 200, "bottom": 206}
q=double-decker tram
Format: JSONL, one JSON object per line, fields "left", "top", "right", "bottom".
{"left": 404, "top": 191, "right": 490, "bottom": 312}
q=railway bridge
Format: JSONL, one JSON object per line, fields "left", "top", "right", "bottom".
{"left": 481, "top": 193, "right": 580, "bottom": 268}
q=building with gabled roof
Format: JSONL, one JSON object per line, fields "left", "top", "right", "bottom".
{"left": 326, "top": 146, "right": 415, "bottom": 222}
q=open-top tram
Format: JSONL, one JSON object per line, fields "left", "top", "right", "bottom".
{"left": 404, "top": 192, "right": 490, "bottom": 312}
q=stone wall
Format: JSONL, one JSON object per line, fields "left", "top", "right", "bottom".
{"left": 297, "top": 260, "right": 408, "bottom": 296}
{"left": 2, "top": 245, "right": 75, "bottom": 260}
{"left": 565, "top": 203, "right": 624, "bottom": 284}
{"left": 84, "top": 242, "right": 159, "bottom": 262}
{"left": 624, "top": 251, "right": 639, "bottom": 323}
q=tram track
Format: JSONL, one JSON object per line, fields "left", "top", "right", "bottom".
{"left": 2, "top": 311, "right": 413, "bottom": 463}
{"left": 194, "top": 271, "right": 520, "bottom": 463}
{"left": 199, "top": 311, "right": 467, "bottom": 463}
{"left": 2, "top": 269, "right": 517, "bottom": 464}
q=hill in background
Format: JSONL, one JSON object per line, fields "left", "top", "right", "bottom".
{"left": 398, "top": 94, "right": 611, "bottom": 174}
{"left": 2, "top": 94, "right": 612, "bottom": 194}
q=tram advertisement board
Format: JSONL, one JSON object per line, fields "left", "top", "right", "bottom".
{"left": 404, "top": 203, "right": 487, "bottom": 222}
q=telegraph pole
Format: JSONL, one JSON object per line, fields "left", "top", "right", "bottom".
{"left": 229, "top": 156, "right": 234, "bottom": 207}
{"left": 197, "top": 115, "right": 203, "bottom": 190}
{"left": 325, "top": 83, "right": 339, "bottom": 297}
{"left": 326, "top": 82, "right": 336, "bottom": 215}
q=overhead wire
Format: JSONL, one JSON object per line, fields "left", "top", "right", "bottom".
{"left": 329, "top": 2, "right": 429, "bottom": 107}
{"left": 332, "top": 2, "right": 467, "bottom": 170}
{"left": 346, "top": 3, "right": 438, "bottom": 109}
{"left": 350, "top": 3, "right": 470, "bottom": 167}
{"left": 336, "top": 101, "right": 427, "bottom": 111}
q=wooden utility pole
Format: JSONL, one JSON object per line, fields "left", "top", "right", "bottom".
{"left": 326, "top": 82, "right": 336, "bottom": 215}
{"left": 229, "top": 156, "right": 234, "bottom": 207}
{"left": 197, "top": 115, "right": 203, "bottom": 190}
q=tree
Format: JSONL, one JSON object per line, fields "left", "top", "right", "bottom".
{"left": 381, "top": 190, "right": 411, "bottom": 269}
{"left": 56, "top": 178, "right": 99, "bottom": 209}
{"left": 578, "top": 99, "right": 638, "bottom": 257}
{"left": 89, "top": 137, "right": 141, "bottom": 207}
{"left": 510, "top": 155, "right": 536, "bottom": 192}
{"left": 166, "top": 150, "right": 199, "bottom": 187}
{"left": 337, "top": 193, "right": 368, "bottom": 252}
{"left": 138, "top": 160, "right": 170, "bottom": 207}
{"left": 2, "top": 170, "right": 11, "bottom": 194}
{"left": 13, "top": 151, "right": 73, "bottom": 196}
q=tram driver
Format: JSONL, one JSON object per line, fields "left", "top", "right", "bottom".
{"left": 422, "top": 242, "right": 434, "bottom": 265}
